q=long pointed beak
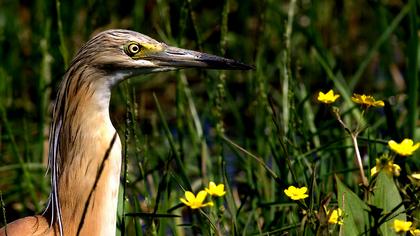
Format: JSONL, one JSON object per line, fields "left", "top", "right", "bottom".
{"left": 145, "top": 46, "right": 253, "bottom": 70}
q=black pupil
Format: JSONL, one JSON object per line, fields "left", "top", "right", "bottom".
{"left": 131, "top": 45, "right": 139, "bottom": 52}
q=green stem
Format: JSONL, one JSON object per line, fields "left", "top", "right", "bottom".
{"left": 55, "top": 0, "right": 69, "bottom": 69}
{"left": 223, "top": 136, "right": 278, "bottom": 181}
{"left": 349, "top": 4, "right": 410, "bottom": 90}
{"left": 407, "top": 0, "right": 418, "bottom": 139}
{"left": 0, "top": 104, "right": 39, "bottom": 211}
{"left": 350, "top": 134, "right": 368, "bottom": 187}
{"left": 1, "top": 191, "right": 7, "bottom": 232}
{"left": 153, "top": 94, "right": 191, "bottom": 190}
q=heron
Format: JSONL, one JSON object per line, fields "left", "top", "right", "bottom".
{"left": 0, "top": 29, "right": 251, "bottom": 236}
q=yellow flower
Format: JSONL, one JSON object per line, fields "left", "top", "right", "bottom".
{"left": 205, "top": 181, "right": 226, "bottom": 197}
{"left": 317, "top": 90, "right": 340, "bottom": 104}
{"left": 370, "top": 158, "right": 400, "bottom": 177}
{"left": 388, "top": 139, "right": 420, "bottom": 156}
{"left": 351, "top": 93, "right": 384, "bottom": 107}
{"left": 327, "top": 208, "right": 343, "bottom": 225}
{"left": 180, "top": 190, "right": 214, "bottom": 209}
{"left": 411, "top": 173, "right": 420, "bottom": 180}
{"left": 284, "top": 186, "right": 309, "bottom": 200}
{"left": 411, "top": 229, "right": 420, "bottom": 236}
{"left": 393, "top": 219, "right": 412, "bottom": 233}
{"left": 370, "top": 166, "right": 379, "bottom": 176}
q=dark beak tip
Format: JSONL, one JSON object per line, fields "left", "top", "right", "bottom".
{"left": 224, "top": 57, "right": 254, "bottom": 70}
{"left": 231, "top": 63, "right": 254, "bottom": 71}
{"left": 216, "top": 60, "right": 254, "bottom": 71}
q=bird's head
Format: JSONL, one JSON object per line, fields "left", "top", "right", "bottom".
{"left": 68, "top": 29, "right": 252, "bottom": 87}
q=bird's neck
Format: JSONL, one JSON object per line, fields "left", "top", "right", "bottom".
{"left": 51, "top": 74, "right": 122, "bottom": 235}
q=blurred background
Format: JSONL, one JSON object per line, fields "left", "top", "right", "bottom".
{"left": 0, "top": 0, "right": 419, "bottom": 234}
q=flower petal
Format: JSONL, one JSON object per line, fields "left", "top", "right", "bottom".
{"left": 388, "top": 139, "right": 420, "bottom": 156}
{"left": 412, "top": 173, "right": 420, "bottom": 180}
{"left": 402, "top": 139, "right": 413, "bottom": 146}
{"left": 196, "top": 190, "right": 207, "bottom": 202}
{"left": 373, "top": 100, "right": 384, "bottom": 107}
{"left": 371, "top": 166, "right": 378, "bottom": 176}
{"left": 394, "top": 219, "right": 412, "bottom": 232}
{"left": 184, "top": 191, "right": 195, "bottom": 202}
{"left": 388, "top": 140, "right": 398, "bottom": 150}
{"left": 317, "top": 90, "right": 339, "bottom": 103}
{"left": 180, "top": 198, "right": 191, "bottom": 206}
{"left": 299, "top": 187, "right": 308, "bottom": 194}
{"left": 202, "top": 201, "right": 214, "bottom": 207}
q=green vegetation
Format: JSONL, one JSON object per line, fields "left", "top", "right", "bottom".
{"left": 0, "top": 0, "right": 419, "bottom": 235}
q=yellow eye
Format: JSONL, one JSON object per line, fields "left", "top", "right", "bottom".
{"left": 124, "top": 42, "right": 142, "bottom": 56}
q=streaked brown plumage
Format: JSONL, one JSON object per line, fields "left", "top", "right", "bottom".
{"left": 0, "top": 29, "right": 251, "bottom": 236}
